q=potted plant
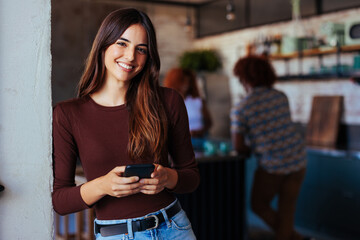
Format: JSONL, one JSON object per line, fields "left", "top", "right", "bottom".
{"left": 178, "top": 49, "right": 222, "bottom": 100}
{"left": 179, "top": 49, "right": 221, "bottom": 72}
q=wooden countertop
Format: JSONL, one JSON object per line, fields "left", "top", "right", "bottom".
{"left": 306, "top": 146, "right": 360, "bottom": 159}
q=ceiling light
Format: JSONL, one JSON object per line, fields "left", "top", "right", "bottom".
{"left": 184, "top": 7, "right": 192, "bottom": 32}
{"left": 226, "top": 1, "right": 236, "bottom": 21}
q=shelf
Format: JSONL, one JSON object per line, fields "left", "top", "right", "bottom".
{"left": 278, "top": 74, "right": 351, "bottom": 81}
{"left": 270, "top": 44, "right": 360, "bottom": 60}
{"left": 277, "top": 71, "right": 360, "bottom": 81}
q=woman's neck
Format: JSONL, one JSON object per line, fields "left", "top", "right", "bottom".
{"left": 91, "top": 80, "right": 129, "bottom": 107}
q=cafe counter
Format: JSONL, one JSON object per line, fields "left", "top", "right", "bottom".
{"left": 177, "top": 152, "right": 247, "bottom": 240}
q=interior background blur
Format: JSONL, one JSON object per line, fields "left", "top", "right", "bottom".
{"left": 51, "top": 0, "right": 360, "bottom": 239}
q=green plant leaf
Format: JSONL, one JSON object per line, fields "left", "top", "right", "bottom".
{"left": 179, "top": 49, "right": 221, "bottom": 72}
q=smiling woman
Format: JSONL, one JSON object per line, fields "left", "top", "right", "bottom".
{"left": 52, "top": 8, "right": 199, "bottom": 240}
{"left": 102, "top": 24, "right": 148, "bottom": 91}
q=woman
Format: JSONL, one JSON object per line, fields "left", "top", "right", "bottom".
{"left": 52, "top": 8, "right": 199, "bottom": 239}
{"left": 230, "top": 55, "right": 307, "bottom": 240}
{"left": 163, "top": 68, "right": 212, "bottom": 138}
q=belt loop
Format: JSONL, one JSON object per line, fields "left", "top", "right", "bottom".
{"left": 160, "top": 208, "right": 171, "bottom": 228}
{"left": 94, "top": 220, "right": 98, "bottom": 235}
{"left": 127, "top": 219, "right": 134, "bottom": 239}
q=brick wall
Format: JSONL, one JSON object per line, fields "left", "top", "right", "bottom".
{"left": 147, "top": 5, "right": 195, "bottom": 79}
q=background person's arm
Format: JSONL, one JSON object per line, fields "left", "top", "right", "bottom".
{"left": 232, "top": 132, "right": 251, "bottom": 157}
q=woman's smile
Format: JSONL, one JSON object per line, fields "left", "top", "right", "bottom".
{"left": 117, "top": 61, "right": 134, "bottom": 71}
{"left": 104, "top": 23, "right": 148, "bottom": 84}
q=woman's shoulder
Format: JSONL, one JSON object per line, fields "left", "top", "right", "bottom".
{"left": 159, "top": 87, "right": 187, "bottom": 121}
{"left": 53, "top": 97, "right": 91, "bottom": 127}
{"left": 160, "top": 87, "right": 183, "bottom": 104}
{"left": 53, "top": 97, "right": 89, "bottom": 114}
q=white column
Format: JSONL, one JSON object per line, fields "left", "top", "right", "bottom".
{"left": 0, "top": 0, "right": 53, "bottom": 239}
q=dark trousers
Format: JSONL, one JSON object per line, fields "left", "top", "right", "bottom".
{"left": 251, "top": 167, "right": 306, "bottom": 240}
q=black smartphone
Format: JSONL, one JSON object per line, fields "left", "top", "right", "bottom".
{"left": 123, "top": 164, "right": 155, "bottom": 179}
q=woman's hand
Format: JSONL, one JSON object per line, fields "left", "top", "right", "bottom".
{"left": 80, "top": 166, "right": 142, "bottom": 205}
{"left": 139, "top": 164, "right": 178, "bottom": 194}
{"left": 99, "top": 166, "right": 143, "bottom": 198}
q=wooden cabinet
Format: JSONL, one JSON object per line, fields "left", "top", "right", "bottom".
{"left": 197, "top": 0, "right": 360, "bottom": 38}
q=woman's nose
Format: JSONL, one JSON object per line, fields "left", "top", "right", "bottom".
{"left": 124, "top": 47, "right": 135, "bottom": 61}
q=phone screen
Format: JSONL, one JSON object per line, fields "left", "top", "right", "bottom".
{"left": 123, "top": 164, "right": 155, "bottom": 178}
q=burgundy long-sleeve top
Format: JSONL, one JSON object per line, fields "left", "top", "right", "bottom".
{"left": 52, "top": 87, "right": 200, "bottom": 220}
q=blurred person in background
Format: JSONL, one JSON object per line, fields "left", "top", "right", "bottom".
{"left": 52, "top": 8, "right": 199, "bottom": 240}
{"left": 163, "top": 68, "right": 212, "bottom": 138}
{"left": 230, "top": 55, "right": 308, "bottom": 240}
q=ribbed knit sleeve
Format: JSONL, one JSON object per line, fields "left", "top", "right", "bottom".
{"left": 52, "top": 103, "right": 89, "bottom": 215}
{"left": 164, "top": 88, "right": 200, "bottom": 193}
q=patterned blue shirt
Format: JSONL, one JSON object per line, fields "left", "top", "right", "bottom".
{"left": 230, "top": 87, "right": 306, "bottom": 174}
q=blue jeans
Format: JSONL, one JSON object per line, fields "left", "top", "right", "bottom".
{"left": 94, "top": 200, "right": 196, "bottom": 240}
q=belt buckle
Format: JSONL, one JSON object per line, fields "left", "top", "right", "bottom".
{"left": 144, "top": 214, "right": 159, "bottom": 230}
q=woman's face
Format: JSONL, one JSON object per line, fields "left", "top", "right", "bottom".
{"left": 104, "top": 24, "right": 148, "bottom": 85}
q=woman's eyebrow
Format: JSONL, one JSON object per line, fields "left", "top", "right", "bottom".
{"left": 119, "top": 37, "right": 148, "bottom": 47}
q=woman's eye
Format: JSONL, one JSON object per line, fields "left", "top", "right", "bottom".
{"left": 137, "top": 47, "right": 147, "bottom": 55}
{"left": 116, "top": 41, "right": 127, "bottom": 47}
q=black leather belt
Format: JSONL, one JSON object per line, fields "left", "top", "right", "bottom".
{"left": 95, "top": 201, "right": 182, "bottom": 237}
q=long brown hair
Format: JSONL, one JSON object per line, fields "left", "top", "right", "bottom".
{"left": 78, "top": 8, "right": 167, "bottom": 162}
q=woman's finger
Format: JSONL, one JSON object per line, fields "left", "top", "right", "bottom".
{"left": 111, "top": 181, "right": 142, "bottom": 191}
{"left": 114, "top": 188, "right": 142, "bottom": 197}
{"left": 140, "top": 184, "right": 157, "bottom": 190}
{"left": 140, "top": 178, "right": 159, "bottom": 185}
{"left": 140, "top": 189, "right": 162, "bottom": 195}
{"left": 112, "top": 166, "right": 126, "bottom": 176}
{"left": 119, "top": 176, "right": 140, "bottom": 184}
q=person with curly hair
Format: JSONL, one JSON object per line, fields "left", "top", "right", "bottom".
{"left": 231, "top": 55, "right": 307, "bottom": 240}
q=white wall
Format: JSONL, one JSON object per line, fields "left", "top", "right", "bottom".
{"left": 0, "top": 0, "right": 53, "bottom": 239}
{"left": 192, "top": 7, "right": 360, "bottom": 125}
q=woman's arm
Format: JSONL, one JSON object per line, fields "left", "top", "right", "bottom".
{"left": 80, "top": 166, "right": 142, "bottom": 205}
{"left": 52, "top": 104, "right": 142, "bottom": 215}
{"left": 166, "top": 90, "right": 200, "bottom": 193}
{"left": 139, "top": 164, "right": 178, "bottom": 194}
{"left": 136, "top": 89, "right": 200, "bottom": 195}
